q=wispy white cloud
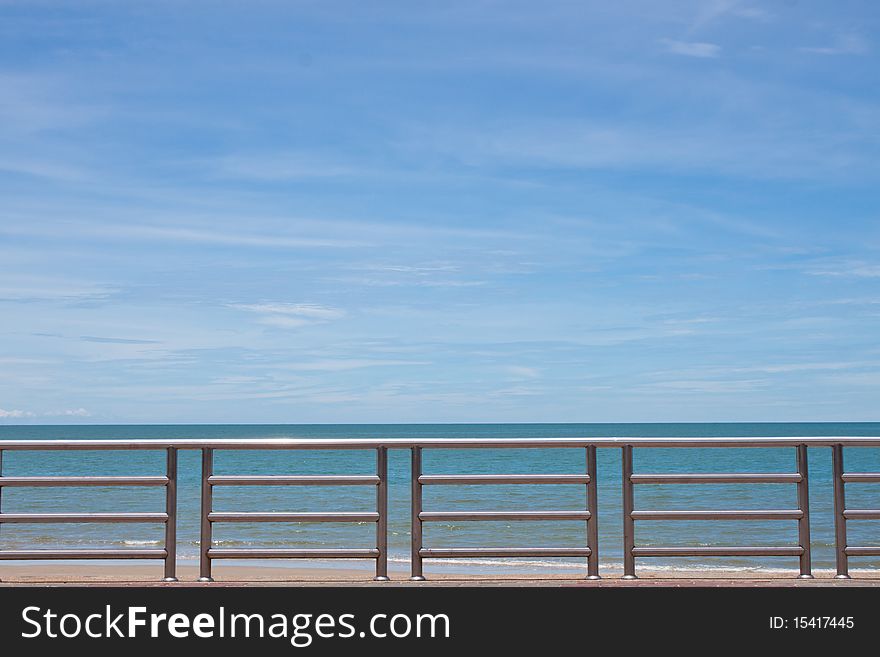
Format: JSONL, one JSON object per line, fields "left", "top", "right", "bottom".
{"left": 0, "top": 220, "right": 367, "bottom": 250}
{"left": 80, "top": 335, "right": 161, "bottom": 345}
{"left": 335, "top": 262, "right": 494, "bottom": 289}
{"left": 0, "top": 157, "right": 89, "bottom": 181}
{"left": 641, "top": 379, "right": 769, "bottom": 393}
{"left": 733, "top": 362, "right": 877, "bottom": 374}
{"left": 46, "top": 408, "right": 91, "bottom": 417}
{"left": 0, "top": 215, "right": 531, "bottom": 251}
{"left": 256, "top": 316, "right": 313, "bottom": 328}
{"left": 407, "top": 116, "right": 877, "bottom": 181}
{"left": 733, "top": 7, "right": 771, "bottom": 21}
{"left": 488, "top": 385, "right": 544, "bottom": 397}
{"left": 331, "top": 276, "right": 487, "bottom": 288}
{"left": 690, "top": 1, "right": 770, "bottom": 30}
{"left": 274, "top": 359, "right": 431, "bottom": 372}
{"left": 505, "top": 365, "right": 541, "bottom": 379}
{"left": 805, "top": 261, "right": 880, "bottom": 278}
{"left": 0, "top": 408, "right": 35, "bottom": 418}
{"left": 360, "top": 264, "right": 460, "bottom": 274}
{"left": 690, "top": 0, "right": 738, "bottom": 30}
{"left": 0, "top": 275, "right": 117, "bottom": 302}
{"left": 801, "top": 33, "right": 869, "bottom": 56}
{"left": 824, "top": 372, "right": 880, "bottom": 387}
{"left": 0, "top": 357, "right": 58, "bottom": 365}
{"left": 659, "top": 38, "right": 721, "bottom": 59}
{"left": 230, "top": 302, "right": 346, "bottom": 329}
{"left": 231, "top": 303, "right": 345, "bottom": 319}
{"left": 644, "top": 361, "right": 880, "bottom": 381}
{"left": 0, "top": 72, "right": 105, "bottom": 135}
{"left": 205, "top": 153, "right": 357, "bottom": 181}
{"left": 117, "top": 225, "right": 365, "bottom": 250}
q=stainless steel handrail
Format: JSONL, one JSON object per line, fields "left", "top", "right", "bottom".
{"left": 410, "top": 444, "right": 601, "bottom": 580}
{"left": 0, "top": 437, "right": 878, "bottom": 582}
{"left": 1, "top": 437, "right": 880, "bottom": 449}
{"left": 621, "top": 443, "right": 814, "bottom": 579}
{"left": 0, "top": 445, "right": 178, "bottom": 581}
{"left": 831, "top": 443, "right": 880, "bottom": 578}
{"left": 196, "top": 445, "right": 389, "bottom": 582}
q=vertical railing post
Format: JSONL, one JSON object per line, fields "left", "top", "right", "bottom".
{"left": 0, "top": 448, "right": 4, "bottom": 573}
{"left": 410, "top": 446, "right": 425, "bottom": 580}
{"left": 0, "top": 448, "right": 3, "bottom": 581}
{"left": 375, "top": 446, "right": 389, "bottom": 581}
{"left": 586, "top": 445, "right": 600, "bottom": 579}
{"left": 832, "top": 444, "right": 850, "bottom": 579}
{"left": 622, "top": 445, "right": 637, "bottom": 579}
{"left": 163, "top": 447, "right": 178, "bottom": 582}
{"left": 795, "top": 444, "right": 813, "bottom": 578}
{"left": 199, "top": 447, "right": 214, "bottom": 582}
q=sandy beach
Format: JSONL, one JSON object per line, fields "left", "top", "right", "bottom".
{"left": 2, "top": 563, "right": 879, "bottom": 586}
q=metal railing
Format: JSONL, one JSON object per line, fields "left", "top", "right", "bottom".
{"left": 622, "top": 443, "right": 812, "bottom": 579}
{"left": 198, "top": 446, "right": 389, "bottom": 581}
{"left": 831, "top": 443, "right": 880, "bottom": 579}
{"left": 0, "top": 437, "right": 878, "bottom": 581}
{"left": 410, "top": 444, "right": 600, "bottom": 580}
{"left": 0, "top": 443, "right": 178, "bottom": 581}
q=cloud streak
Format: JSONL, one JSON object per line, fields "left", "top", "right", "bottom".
{"left": 0, "top": 408, "right": 35, "bottom": 418}
{"left": 80, "top": 336, "right": 161, "bottom": 345}
{"left": 230, "top": 303, "right": 346, "bottom": 329}
{"left": 800, "top": 34, "right": 869, "bottom": 56}
{"left": 659, "top": 38, "right": 721, "bottom": 58}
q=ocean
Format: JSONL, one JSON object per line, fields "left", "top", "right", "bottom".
{"left": 1, "top": 423, "right": 879, "bottom": 575}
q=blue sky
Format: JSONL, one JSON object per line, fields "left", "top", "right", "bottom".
{"left": 0, "top": 1, "right": 878, "bottom": 424}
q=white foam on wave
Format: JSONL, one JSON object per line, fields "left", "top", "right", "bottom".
{"left": 385, "top": 555, "right": 864, "bottom": 575}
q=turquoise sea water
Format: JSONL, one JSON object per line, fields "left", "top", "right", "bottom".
{"left": 1, "top": 423, "right": 879, "bottom": 574}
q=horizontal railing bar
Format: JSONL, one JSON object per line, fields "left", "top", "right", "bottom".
{"left": 631, "top": 473, "right": 801, "bottom": 484}
{"left": 207, "top": 512, "right": 379, "bottom": 523}
{"left": 0, "top": 513, "right": 168, "bottom": 523}
{"left": 0, "top": 549, "right": 167, "bottom": 560}
{"left": 420, "top": 548, "right": 592, "bottom": 558}
{"left": 632, "top": 546, "right": 804, "bottom": 557}
{"left": 420, "top": 511, "right": 591, "bottom": 521}
{"left": 631, "top": 510, "right": 803, "bottom": 521}
{"left": 207, "top": 548, "right": 379, "bottom": 559}
{"left": 2, "top": 437, "right": 879, "bottom": 449}
{"left": 0, "top": 476, "right": 169, "bottom": 487}
{"left": 419, "top": 474, "right": 590, "bottom": 485}
{"left": 208, "top": 475, "right": 380, "bottom": 486}
{"left": 841, "top": 473, "right": 880, "bottom": 483}
{"left": 844, "top": 546, "right": 880, "bottom": 556}
{"left": 842, "top": 509, "right": 880, "bottom": 520}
